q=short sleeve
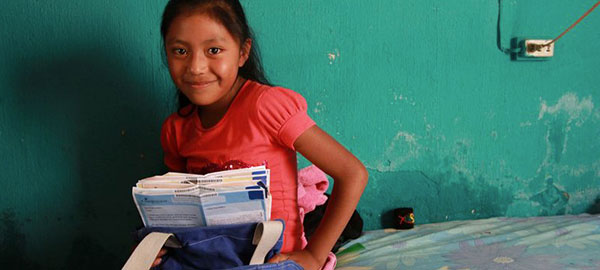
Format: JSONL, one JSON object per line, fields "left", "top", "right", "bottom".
{"left": 160, "top": 115, "right": 186, "bottom": 172}
{"left": 256, "top": 87, "right": 316, "bottom": 150}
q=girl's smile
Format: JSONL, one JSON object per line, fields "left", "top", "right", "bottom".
{"left": 184, "top": 79, "right": 217, "bottom": 90}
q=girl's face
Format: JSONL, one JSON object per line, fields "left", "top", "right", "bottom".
{"left": 165, "top": 12, "right": 250, "bottom": 108}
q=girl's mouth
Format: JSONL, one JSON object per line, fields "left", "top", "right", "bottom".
{"left": 186, "top": 80, "right": 216, "bottom": 89}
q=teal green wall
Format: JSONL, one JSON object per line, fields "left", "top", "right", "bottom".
{"left": 1, "top": 0, "right": 599, "bottom": 268}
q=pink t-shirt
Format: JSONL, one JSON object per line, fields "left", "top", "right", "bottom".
{"left": 160, "top": 80, "right": 315, "bottom": 252}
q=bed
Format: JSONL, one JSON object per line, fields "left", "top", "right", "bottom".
{"left": 335, "top": 214, "right": 600, "bottom": 270}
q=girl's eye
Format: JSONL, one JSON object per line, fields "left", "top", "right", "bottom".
{"left": 173, "top": 48, "right": 187, "bottom": 55}
{"left": 208, "top": 48, "right": 222, "bottom": 55}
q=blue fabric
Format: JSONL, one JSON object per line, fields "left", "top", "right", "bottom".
{"left": 226, "top": 261, "right": 303, "bottom": 270}
{"left": 135, "top": 221, "right": 302, "bottom": 270}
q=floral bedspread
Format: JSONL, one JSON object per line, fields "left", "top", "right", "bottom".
{"left": 335, "top": 214, "right": 600, "bottom": 270}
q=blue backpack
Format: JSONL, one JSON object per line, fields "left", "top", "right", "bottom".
{"left": 123, "top": 220, "right": 302, "bottom": 270}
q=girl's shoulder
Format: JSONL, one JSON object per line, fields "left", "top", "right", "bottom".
{"left": 246, "top": 80, "right": 315, "bottom": 149}
{"left": 246, "top": 80, "right": 308, "bottom": 110}
{"left": 245, "top": 80, "right": 311, "bottom": 127}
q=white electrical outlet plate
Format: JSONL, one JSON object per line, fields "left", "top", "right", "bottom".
{"left": 523, "top": 39, "right": 554, "bottom": 57}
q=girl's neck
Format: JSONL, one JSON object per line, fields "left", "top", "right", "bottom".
{"left": 197, "top": 76, "right": 247, "bottom": 129}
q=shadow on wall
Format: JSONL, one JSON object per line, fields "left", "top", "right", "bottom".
{"left": 587, "top": 197, "right": 600, "bottom": 215}
{"left": 0, "top": 209, "right": 40, "bottom": 269}
{"left": 1, "top": 37, "right": 168, "bottom": 269}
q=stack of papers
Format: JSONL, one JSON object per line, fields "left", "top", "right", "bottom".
{"left": 132, "top": 166, "right": 271, "bottom": 227}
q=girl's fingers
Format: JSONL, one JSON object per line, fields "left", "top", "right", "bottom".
{"left": 151, "top": 257, "right": 162, "bottom": 267}
{"left": 151, "top": 248, "right": 168, "bottom": 267}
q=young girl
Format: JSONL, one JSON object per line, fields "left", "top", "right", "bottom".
{"left": 156, "top": 0, "right": 368, "bottom": 269}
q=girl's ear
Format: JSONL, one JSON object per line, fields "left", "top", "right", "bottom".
{"left": 238, "top": 38, "right": 252, "bottom": 67}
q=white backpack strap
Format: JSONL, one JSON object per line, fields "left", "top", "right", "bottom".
{"left": 122, "top": 232, "right": 182, "bottom": 270}
{"left": 249, "top": 221, "right": 284, "bottom": 265}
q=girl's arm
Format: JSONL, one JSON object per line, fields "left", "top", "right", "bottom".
{"left": 269, "top": 125, "right": 368, "bottom": 269}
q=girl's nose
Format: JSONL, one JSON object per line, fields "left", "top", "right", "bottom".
{"left": 188, "top": 52, "right": 208, "bottom": 75}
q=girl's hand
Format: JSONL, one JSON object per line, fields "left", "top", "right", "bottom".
{"left": 268, "top": 250, "right": 321, "bottom": 270}
{"left": 130, "top": 244, "right": 167, "bottom": 268}
{"left": 151, "top": 248, "right": 168, "bottom": 267}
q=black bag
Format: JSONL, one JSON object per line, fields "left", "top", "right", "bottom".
{"left": 303, "top": 194, "right": 363, "bottom": 253}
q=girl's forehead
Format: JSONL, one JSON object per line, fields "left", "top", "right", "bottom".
{"left": 166, "top": 12, "right": 235, "bottom": 44}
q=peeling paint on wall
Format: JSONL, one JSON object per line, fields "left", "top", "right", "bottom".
{"left": 374, "top": 131, "right": 421, "bottom": 172}
{"left": 505, "top": 93, "right": 598, "bottom": 217}
{"left": 327, "top": 49, "right": 340, "bottom": 64}
{"left": 359, "top": 91, "right": 599, "bottom": 229}
{"left": 538, "top": 93, "right": 594, "bottom": 126}
{"left": 537, "top": 93, "right": 594, "bottom": 167}
{"left": 313, "top": 101, "right": 325, "bottom": 114}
